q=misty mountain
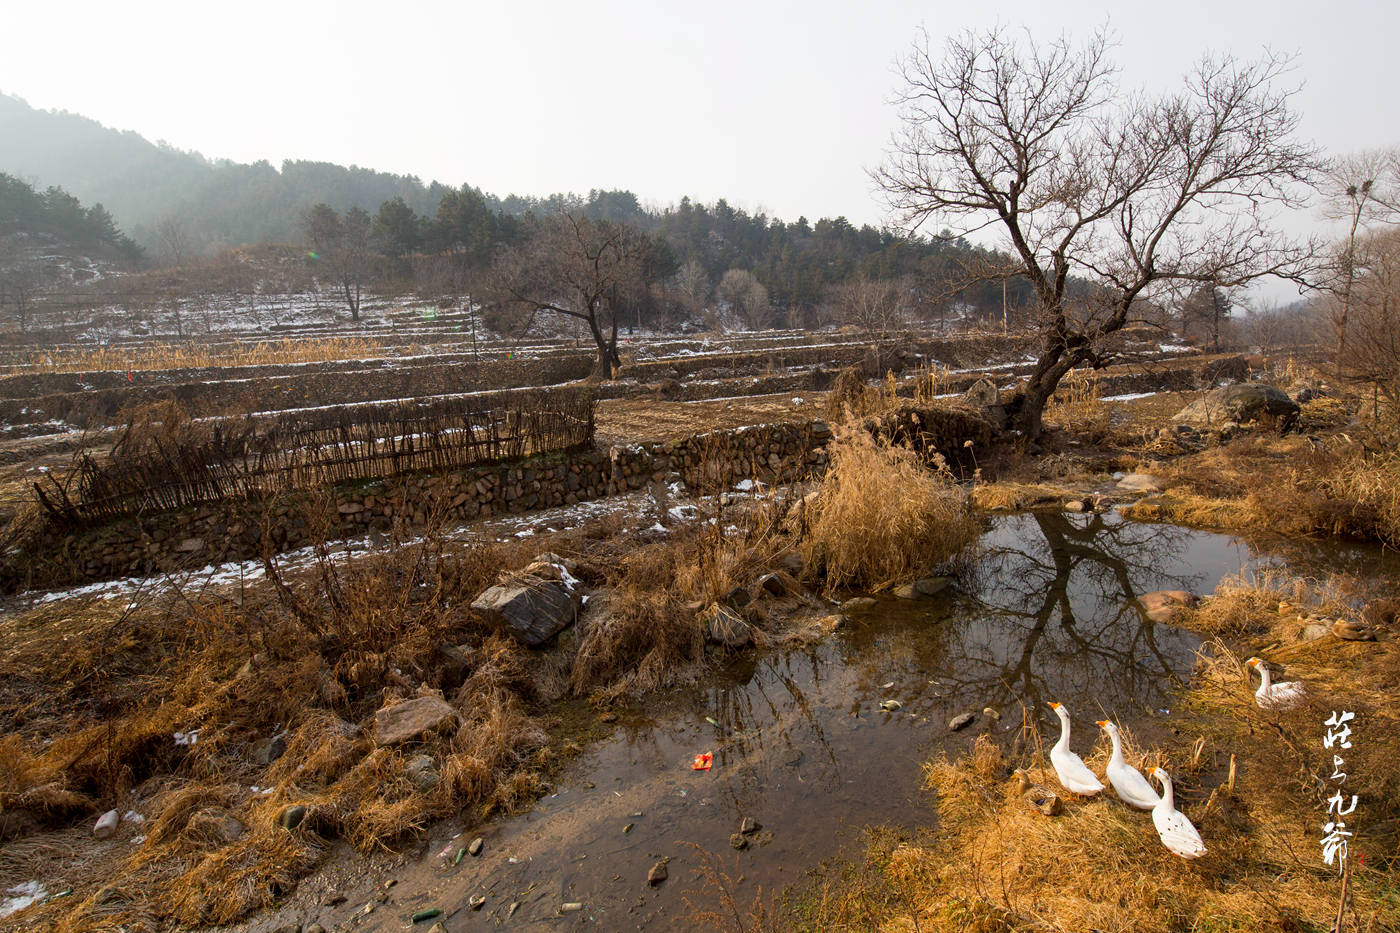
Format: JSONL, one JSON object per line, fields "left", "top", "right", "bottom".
{"left": 0, "top": 93, "right": 447, "bottom": 251}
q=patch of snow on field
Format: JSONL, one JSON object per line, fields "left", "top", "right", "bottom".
{"left": 1102, "top": 391, "right": 1158, "bottom": 402}
{"left": 1, "top": 882, "right": 47, "bottom": 919}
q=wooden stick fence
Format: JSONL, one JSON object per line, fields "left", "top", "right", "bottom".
{"left": 35, "top": 387, "right": 595, "bottom": 528}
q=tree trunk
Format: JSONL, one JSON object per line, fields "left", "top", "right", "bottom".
{"left": 586, "top": 313, "right": 621, "bottom": 378}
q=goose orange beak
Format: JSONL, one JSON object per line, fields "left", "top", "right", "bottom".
{"left": 1047, "top": 701, "right": 1061, "bottom": 709}
{"left": 1245, "top": 658, "right": 1260, "bottom": 668}
{"left": 1095, "top": 720, "right": 1109, "bottom": 727}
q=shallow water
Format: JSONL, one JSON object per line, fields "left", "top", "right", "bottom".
{"left": 270, "top": 512, "right": 1387, "bottom": 931}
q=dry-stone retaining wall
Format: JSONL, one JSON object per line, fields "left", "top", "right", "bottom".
{"left": 11, "top": 421, "right": 836, "bottom": 590}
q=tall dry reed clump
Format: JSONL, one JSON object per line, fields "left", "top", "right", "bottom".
{"left": 800, "top": 425, "right": 979, "bottom": 592}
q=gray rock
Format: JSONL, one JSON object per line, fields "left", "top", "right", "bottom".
{"left": 914, "top": 577, "right": 953, "bottom": 597}
{"left": 729, "top": 832, "right": 749, "bottom": 850}
{"left": 471, "top": 577, "right": 579, "bottom": 647}
{"left": 724, "top": 585, "right": 752, "bottom": 609}
{"left": 1063, "top": 499, "right": 1091, "bottom": 513}
{"left": 306, "top": 925, "right": 327, "bottom": 933}
{"left": 948, "top": 712, "right": 977, "bottom": 731}
{"left": 892, "top": 583, "right": 919, "bottom": 600}
{"left": 468, "top": 836, "right": 484, "bottom": 856}
{"left": 436, "top": 643, "right": 472, "bottom": 690}
{"left": 279, "top": 805, "right": 307, "bottom": 831}
{"left": 406, "top": 755, "right": 440, "bottom": 792}
{"left": 758, "top": 573, "right": 787, "bottom": 597}
{"left": 470, "top": 894, "right": 486, "bottom": 909}
{"left": 1173, "top": 384, "right": 1300, "bottom": 429}
{"left": 777, "top": 551, "right": 806, "bottom": 576}
{"left": 189, "top": 808, "right": 244, "bottom": 844}
{"left": 251, "top": 734, "right": 287, "bottom": 766}
{"left": 841, "top": 596, "right": 878, "bottom": 612}
{"left": 701, "top": 604, "right": 754, "bottom": 648}
{"left": 374, "top": 696, "right": 459, "bottom": 746}
{"left": 982, "top": 706, "right": 1001, "bottom": 721}
{"left": 740, "top": 816, "right": 761, "bottom": 835}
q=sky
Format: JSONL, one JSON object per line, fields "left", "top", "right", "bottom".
{"left": 2, "top": 0, "right": 1397, "bottom": 241}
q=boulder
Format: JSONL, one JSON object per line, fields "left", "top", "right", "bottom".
{"left": 374, "top": 696, "right": 459, "bottom": 746}
{"left": 1116, "top": 473, "right": 1163, "bottom": 494}
{"left": 471, "top": 578, "right": 579, "bottom": 646}
{"left": 701, "top": 604, "right": 754, "bottom": 648}
{"left": 1173, "top": 384, "right": 1300, "bottom": 429}
{"left": 1138, "top": 590, "right": 1198, "bottom": 623}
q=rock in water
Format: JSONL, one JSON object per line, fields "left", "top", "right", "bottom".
{"left": 468, "top": 836, "right": 484, "bottom": 856}
{"left": 948, "top": 712, "right": 977, "bottom": 731}
{"left": 1138, "top": 590, "right": 1198, "bottom": 623}
{"left": 740, "top": 816, "right": 761, "bottom": 835}
{"left": 374, "top": 696, "right": 459, "bottom": 746}
{"left": 729, "top": 832, "right": 749, "bottom": 850}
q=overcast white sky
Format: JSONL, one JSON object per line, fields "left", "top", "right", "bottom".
{"left": 2, "top": 0, "right": 1396, "bottom": 237}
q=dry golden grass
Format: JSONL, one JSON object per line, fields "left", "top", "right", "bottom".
{"left": 2, "top": 337, "right": 386, "bottom": 374}
{"left": 800, "top": 425, "right": 980, "bottom": 592}
{"left": 970, "top": 481, "right": 1073, "bottom": 512}
{"left": 1044, "top": 371, "right": 1113, "bottom": 443}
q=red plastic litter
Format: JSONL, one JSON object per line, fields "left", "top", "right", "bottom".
{"left": 691, "top": 752, "right": 713, "bottom": 771}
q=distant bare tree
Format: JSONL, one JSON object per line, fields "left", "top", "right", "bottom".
{"left": 715, "top": 268, "right": 771, "bottom": 329}
{"left": 302, "top": 203, "right": 374, "bottom": 321}
{"left": 1340, "top": 228, "right": 1400, "bottom": 415}
{"left": 673, "top": 259, "right": 711, "bottom": 308}
{"left": 486, "top": 212, "right": 646, "bottom": 376}
{"left": 825, "top": 275, "right": 911, "bottom": 339}
{"left": 152, "top": 214, "right": 195, "bottom": 268}
{"left": 0, "top": 237, "right": 47, "bottom": 332}
{"left": 876, "top": 25, "right": 1320, "bottom": 439}
{"left": 1319, "top": 148, "right": 1400, "bottom": 372}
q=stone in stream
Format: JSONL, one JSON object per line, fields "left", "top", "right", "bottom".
{"left": 740, "top": 816, "right": 762, "bottom": 835}
{"left": 841, "top": 596, "right": 878, "bottom": 612}
{"left": 374, "top": 696, "right": 459, "bottom": 746}
{"left": 1137, "top": 590, "right": 1198, "bottom": 623}
{"left": 647, "top": 859, "right": 669, "bottom": 885}
{"left": 427, "top": 924, "right": 447, "bottom": 933}
{"left": 468, "top": 836, "right": 484, "bottom": 856}
{"left": 93, "top": 809, "right": 119, "bottom": 839}
{"left": 948, "top": 712, "right": 977, "bottom": 731}
{"left": 729, "top": 832, "right": 749, "bottom": 851}
{"left": 724, "top": 585, "right": 752, "bottom": 609}
{"left": 470, "top": 894, "right": 487, "bottom": 909}
{"left": 914, "top": 576, "right": 954, "bottom": 597}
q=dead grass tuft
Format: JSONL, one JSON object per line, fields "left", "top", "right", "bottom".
{"left": 801, "top": 425, "right": 980, "bottom": 592}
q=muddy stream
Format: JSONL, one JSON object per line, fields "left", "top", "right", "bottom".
{"left": 247, "top": 513, "right": 1389, "bottom": 931}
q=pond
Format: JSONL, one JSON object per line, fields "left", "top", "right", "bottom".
{"left": 285, "top": 512, "right": 1382, "bottom": 931}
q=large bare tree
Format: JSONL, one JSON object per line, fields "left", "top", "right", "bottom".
{"left": 876, "top": 26, "right": 1319, "bottom": 439}
{"left": 487, "top": 212, "right": 645, "bottom": 376}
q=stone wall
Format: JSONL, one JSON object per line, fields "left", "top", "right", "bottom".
{"left": 12, "top": 420, "right": 836, "bottom": 590}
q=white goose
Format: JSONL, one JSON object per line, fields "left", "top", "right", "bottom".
{"left": 1095, "top": 720, "right": 1161, "bottom": 810}
{"left": 1245, "top": 657, "right": 1305, "bottom": 710}
{"left": 1150, "top": 768, "right": 1208, "bottom": 859}
{"left": 1047, "top": 702, "right": 1104, "bottom": 796}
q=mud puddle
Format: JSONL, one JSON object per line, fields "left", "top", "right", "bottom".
{"left": 247, "top": 512, "right": 1374, "bottom": 931}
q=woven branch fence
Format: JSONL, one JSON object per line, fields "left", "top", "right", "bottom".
{"left": 36, "top": 387, "right": 595, "bottom": 528}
